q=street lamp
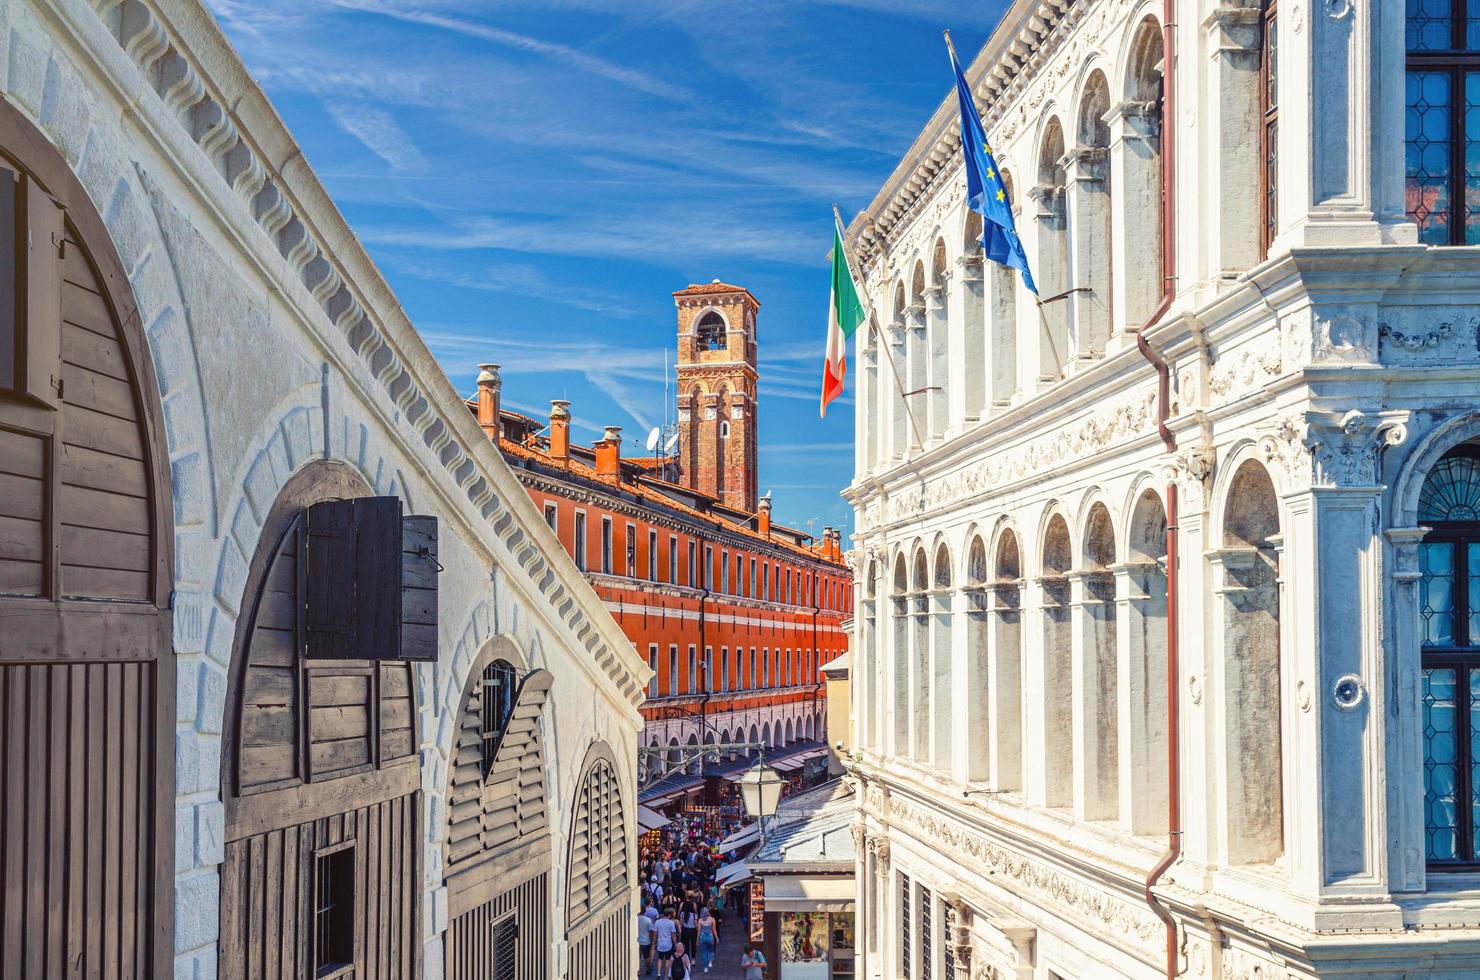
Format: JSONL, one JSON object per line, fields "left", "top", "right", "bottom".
{"left": 734, "top": 760, "right": 786, "bottom": 845}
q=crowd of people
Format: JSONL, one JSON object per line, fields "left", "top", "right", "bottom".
{"left": 635, "top": 817, "right": 768, "bottom": 979}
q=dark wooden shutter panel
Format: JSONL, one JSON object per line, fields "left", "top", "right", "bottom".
{"left": 21, "top": 173, "right": 62, "bottom": 409}
{"left": 304, "top": 496, "right": 414, "bottom": 660}
{"left": 400, "top": 514, "right": 438, "bottom": 661}
{"left": 354, "top": 495, "right": 402, "bottom": 660}
{"left": 304, "top": 498, "right": 358, "bottom": 659}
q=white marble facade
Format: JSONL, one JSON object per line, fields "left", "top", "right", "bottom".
{"left": 0, "top": 1, "right": 646, "bottom": 977}
{"left": 844, "top": 0, "right": 1480, "bottom": 976}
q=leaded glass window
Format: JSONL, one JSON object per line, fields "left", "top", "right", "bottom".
{"left": 1406, "top": 0, "right": 1480, "bottom": 244}
{"left": 1419, "top": 447, "right": 1480, "bottom": 867}
{"left": 1262, "top": 0, "right": 1279, "bottom": 253}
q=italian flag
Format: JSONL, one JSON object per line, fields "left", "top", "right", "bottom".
{"left": 821, "top": 222, "right": 865, "bottom": 417}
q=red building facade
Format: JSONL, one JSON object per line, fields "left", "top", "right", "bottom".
{"left": 465, "top": 283, "right": 852, "bottom": 796}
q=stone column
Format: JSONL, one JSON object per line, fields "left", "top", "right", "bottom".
{"left": 1385, "top": 527, "right": 1427, "bottom": 893}
{"left": 954, "top": 254, "right": 986, "bottom": 424}
{"left": 1106, "top": 101, "right": 1161, "bottom": 340}
{"left": 1202, "top": 4, "right": 1263, "bottom": 278}
{"left": 1028, "top": 184, "right": 1069, "bottom": 386}
{"left": 906, "top": 303, "right": 927, "bottom": 452}
{"left": 989, "top": 580, "right": 1024, "bottom": 792}
{"left": 1071, "top": 569, "right": 1119, "bottom": 821}
{"left": 924, "top": 282, "right": 950, "bottom": 442}
{"left": 962, "top": 586, "right": 990, "bottom": 783}
{"left": 1117, "top": 559, "right": 1169, "bottom": 835}
{"left": 1063, "top": 146, "right": 1110, "bottom": 365}
{"left": 932, "top": 585, "right": 955, "bottom": 772}
{"left": 888, "top": 322, "right": 908, "bottom": 460}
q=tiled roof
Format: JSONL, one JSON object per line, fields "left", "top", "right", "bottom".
{"left": 496, "top": 430, "right": 844, "bottom": 565}
{"left": 672, "top": 281, "right": 759, "bottom": 306}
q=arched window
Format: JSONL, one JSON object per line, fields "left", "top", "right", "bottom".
{"left": 892, "top": 555, "right": 911, "bottom": 755}
{"left": 961, "top": 212, "right": 987, "bottom": 420}
{"left": 1080, "top": 502, "right": 1119, "bottom": 820}
{"left": 566, "top": 745, "right": 631, "bottom": 971}
{"left": 890, "top": 281, "right": 909, "bottom": 459}
{"left": 1035, "top": 118, "right": 1069, "bottom": 381}
{"left": 912, "top": 547, "right": 931, "bottom": 762}
{"left": 927, "top": 238, "right": 950, "bottom": 439}
{"left": 1125, "top": 488, "right": 1170, "bottom": 835}
{"left": 1075, "top": 71, "right": 1112, "bottom": 353}
{"left": 1406, "top": 0, "right": 1480, "bottom": 244}
{"left": 1124, "top": 18, "right": 1166, "bottom": 324}
{"left": 1040, "top": 514, "right": 1074, "bottom": 807}
{"left": 930, "top": 543, "right": 954, "bottom": 770}
{"left": 1218, "top": 460, "right": 1284, "bottom": 866}
{"left": 1418, "top": 447, "right": 1480, "bottom": 866}
{"left": 697, "top": 311, "right": 728, "bottom": 350}
{"left": 992, "top": 531, "right": 1024, "bottom": 791}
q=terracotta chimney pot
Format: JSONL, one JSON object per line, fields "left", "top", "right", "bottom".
{"left": 758, "top": 492, "right": 772, "bottom": 538}
{"left": 549, "top": 399, "right": 572, "bottom": 461}
{"left": 476, "top": 363, "right": 501, "bottom": 441}
{"left": 596, "top": 425, "right": 622, "bottom": 479}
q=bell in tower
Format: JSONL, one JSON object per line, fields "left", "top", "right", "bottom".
{"left": 670, "top": 280, "right": 760, "bottom": 513}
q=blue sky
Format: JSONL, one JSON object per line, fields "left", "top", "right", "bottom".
{"left": 206, "top": 0, "right": 1008, "bottom": 538}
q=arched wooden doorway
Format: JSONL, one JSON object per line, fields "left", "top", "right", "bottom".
{"left": 219, "top": 461, "right": 431, "bottom": 978}
{"left": 0, "top": 100, "right": 175, "bottom": 976}
{"left": 566, "top": 741, "right": 632, "bottom": 979}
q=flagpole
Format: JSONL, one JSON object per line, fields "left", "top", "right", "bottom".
{"left": 832, "top": 204, "right": 927, "bottom": 452}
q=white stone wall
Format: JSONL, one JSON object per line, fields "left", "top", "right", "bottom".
{"left": 846, "top": 0, "right": 1480, "bottom": 975}
{"left": 1, "top": 1, "right": 647, "bottom": 978}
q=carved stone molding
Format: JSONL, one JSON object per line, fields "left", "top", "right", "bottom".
{"left": 1311, "top": 313, "right": 1377, "bottom": 364}
{"left": 887, "top": 797, "right": 1163, "bottom": 944}
{"left": 1378, "top": 315, "right": 1479, "bottom": 364}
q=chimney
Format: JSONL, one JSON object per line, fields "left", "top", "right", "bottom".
{"left": 758, "top": 492, "right": 772, "bottom": 537}
{"left": 821, "top": 526, "right": 835, "bottom": 559}
{"left": 549, "top": 399, "right": 571, "bottom": 461}
{"left": 595, "top": 425, "right": 622, "bottom": 479}
{"left": 476, "top": 363, "right": 501, "bottom": 441}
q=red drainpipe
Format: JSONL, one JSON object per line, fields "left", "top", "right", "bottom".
{"left": 1135, "top": 5, "right": 1181, "bottom": 979}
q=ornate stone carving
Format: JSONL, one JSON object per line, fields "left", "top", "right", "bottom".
{"left": 888, "top": 798, "right": 1163, "bottom": 944}
{"left": 1378, "top": 315, "right": 1479, "bottom": 363}
{"left": 1304, "top": 410, "right": 1409, "bottom": 487}
{"left": 1312, "top": 313, "right": 1375, "bottom": 363}
{"left": 1207, "top": 340, "right": 1283, "bottom": 399}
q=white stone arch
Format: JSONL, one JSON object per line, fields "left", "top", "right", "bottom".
{"left": 1034, "top": 502, "right": 1076, "bottom": 576}
{"left": 1119, "top": 474, "right": 1171, "bottom": 561}
{"left": 1209, "top": 439, "right": 1290, "bottom": 544}
{"left": 1072, "top": 488, "right": 1117, "bottom": 558}
{"left": 1070, "top": 51, "right": 1115, "bottom": 115}
{"left": 988, "top": 517, "right": 1024, "bottom": 581}
{"left": 1392, "top": 412, "right": 1480, "bottom": 526}
{"left": 692, "top": 304, "right": 732, "bottom": 331}
{"left": 1113, "top": 6, "right": 1166, "bottom": 102}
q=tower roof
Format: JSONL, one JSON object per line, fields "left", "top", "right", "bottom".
{"left": 672, "top": 280, "right": 760, "bottom": 308}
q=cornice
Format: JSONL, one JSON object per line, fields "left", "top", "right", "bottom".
{"left": 74, "top": 0, "right": 647, "bottom": 707}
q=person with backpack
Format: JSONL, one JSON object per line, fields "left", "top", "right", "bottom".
{"left": 669, "top": 940, "right": 693, "bottom": 980}
{"left": 741, "top": 944, "right": 767, "bottom": 980}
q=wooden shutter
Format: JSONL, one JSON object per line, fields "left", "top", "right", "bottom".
{"left": 21, "top": 172, "right": 62, "bottom": 408}
{"left": 304, "top": 496, "right": 403, "bottom": 660}
{"left": 400, "top": 515, "right": 438, "bottom": 661}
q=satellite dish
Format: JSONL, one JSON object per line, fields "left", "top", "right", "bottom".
{"left": 663, "top": 432, "right": 680, "bottom": 454}
{"left": 645, "top": 426, "right": 663, "bottom": 452}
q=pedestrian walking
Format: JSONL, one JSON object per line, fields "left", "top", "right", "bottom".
{"left": 637, "top": 904, "right": 653, "bottom": 975}
{"left": 696, "top": 907, "right": 719, "bottom": 972}
{"left": 653, "top": 908, "right": 679, "bottom": 978}
{"left": 670, "top": 941, "right": 693, "bottom": 980}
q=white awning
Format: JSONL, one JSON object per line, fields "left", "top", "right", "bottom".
{"left": 719, "top": 822, "right": 760, "bottom": 851}
{"left": 715, "top": 860, "right": 752, "bottom": 888}
{"left": 637, "top": 805, "right": 671, "bottom": 832}
{"left": 756, "top": 875, "right": 855, "bottom": 912}
{"left": 772, "top": 756, "right": 805, "bottom": 772}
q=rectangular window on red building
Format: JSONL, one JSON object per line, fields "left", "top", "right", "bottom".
{"left": 762, "top": 647, "right": 769, "bottom": 687}
{"left": 720, "top": 647, "right": 728, "bottom": 691}
{"left": 688, "top": 645, "right": 697, "bottom": 692}
{"left": 574, "top": 511, "right": 587, "bottom": 572}
{"left": 735, "top": 555, "right": 742, "bottom": 596}
{"left": 669, "top": 536, "right": 678, "bottom": 584}
{"left": 649, "top": 644, "right": 659, "bottom": 697}
{"left": 721, "top": 550, "right": 729, "bottom": 593}
{"left": 625, "top": 522, "right": 636, "bottom": 576}
{"left": 688, "top": 541, "right": 697, "bottom": 587}
{"left": 705, "top": 546, "right": 714, "bottom": 591}
{"left": 669, "top": 645, "right": 678, "bottom": 696}
{"left": 762, "top": 564, "right": 769, "bottom": 602}
{"left": 750, "top": 559, "right": 757, "bottom": 598}
{"left": 601, "top": 517, "right": 612, "bottom": 574}
{"left": 543, "top": 502, "right": 557, "bottom": 533}
{"left": 649, "top": 529, "right": 658, "bottom": 580}
{"left": 750, "top": 648, "right": 758, "bottom": 689}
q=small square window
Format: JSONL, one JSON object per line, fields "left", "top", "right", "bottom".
{"left": 314, "top": 845, "right": 355, "bottom": 977}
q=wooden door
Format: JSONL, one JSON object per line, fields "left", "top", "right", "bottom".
{"left": 0, "top": 103, "right": 174, "bottom": 979}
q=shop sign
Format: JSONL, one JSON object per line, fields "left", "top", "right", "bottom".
{"left": 749, "top": 881, "right": 765, "bottom": 943}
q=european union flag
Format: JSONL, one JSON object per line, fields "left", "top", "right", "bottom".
{"left": 948, "top": 34, "right": 1038, "bottom": 295}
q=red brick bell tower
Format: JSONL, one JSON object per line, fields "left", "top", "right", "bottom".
{"left": 672, "top": 280, "right": 759, "bottom": 513}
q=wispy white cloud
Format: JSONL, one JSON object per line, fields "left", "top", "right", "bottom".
{"left": 386, "top": 257, "right": 643, "bottom": 317}
{"left": 328, "top": 0, "right": 695, "bottom": 102}
{"left": 324, "top": 101, "right": 428, "bottom": 171}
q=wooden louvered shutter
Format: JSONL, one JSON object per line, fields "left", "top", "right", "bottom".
{"left": 304, "top": 496, "right": 403, "bottom": 659}
{"left": 400, "top": 514, "right": 438, "bottom": 661}
{"left": 21, "top": 171, "right": 62, "bottom": 408}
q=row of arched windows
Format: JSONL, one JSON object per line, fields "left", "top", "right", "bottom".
{"left": 855, "top": 459, "right": 1287, "bottom": 866}
{"left": 645, "top": 713, "right": 822, "bottom": 778}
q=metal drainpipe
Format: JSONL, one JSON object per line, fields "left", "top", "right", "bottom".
{"left": 1135, "top": 3, "right": 1182, "bottom": 977}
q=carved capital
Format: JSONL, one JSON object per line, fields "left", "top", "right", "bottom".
{"left": 1303, "top": 410, "right": 1410, "bottom": 487}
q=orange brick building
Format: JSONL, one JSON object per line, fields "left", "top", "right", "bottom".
{"left": 464, "top": 282, "right": 852, "bottom": 799}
